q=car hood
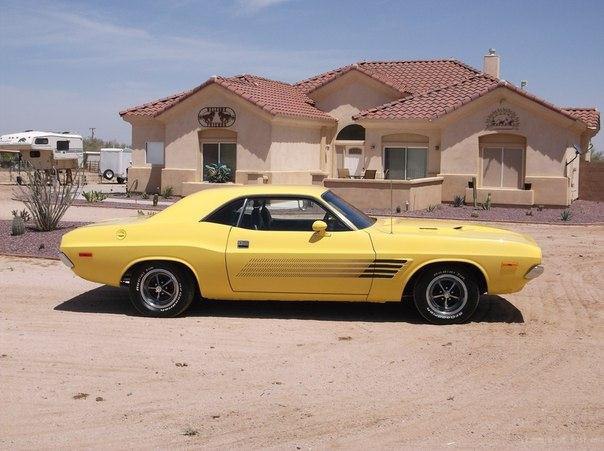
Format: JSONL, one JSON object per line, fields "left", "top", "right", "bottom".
{"left": 371, "top": 217, "right": 537, "bottom": 245}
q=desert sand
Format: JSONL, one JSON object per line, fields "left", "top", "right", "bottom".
{"left": 1, "top": 222, "right": 603, "bottom": 449}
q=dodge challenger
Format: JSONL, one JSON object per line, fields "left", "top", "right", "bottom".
{"left": 59, "top": 185, "right": 543, "bottom": 324}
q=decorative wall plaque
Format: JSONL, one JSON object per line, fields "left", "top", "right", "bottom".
{"left": 198, "top": 107, "right": 236, "bottom": 127}
{"left": 485, "top": 108, "right": 519, "bottom": 129}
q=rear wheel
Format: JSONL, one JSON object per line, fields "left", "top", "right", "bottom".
{"left": 413, "top": 265, "right": 480, "bottom": 324}
{"left": 103, "top": 169, "right": 114, "bottom": 180}
{"left": 116, "top": 176, "right": 125, "bottom": 184}
{"left": 129, "top": 262, "right": 195, "bottom": 317}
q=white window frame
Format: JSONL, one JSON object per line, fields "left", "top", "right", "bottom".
{"left": 382, "top": 143, "right": 428, "bottom": 180}
{"left": 145, "top": 141, "right": 165, "bottom": 166}
{"left": 480, "top": 145, "right": 525, "bottom": 189}
{"left": 202, "top": 141, "right": 236, "bottom": 181}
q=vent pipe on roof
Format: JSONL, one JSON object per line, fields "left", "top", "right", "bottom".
{"left": 483, "top": 48, "right": 500, "bottom": 78}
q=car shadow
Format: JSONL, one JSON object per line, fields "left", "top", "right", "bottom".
{"left": 54, "top": 286, "right": 524, "bottom": 324}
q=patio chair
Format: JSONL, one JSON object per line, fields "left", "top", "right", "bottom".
{"left": 362, "top": 169, "right": 376, "bottom": 179}
{"left": 337, "top": 168, "right": 351, "bottom": 178}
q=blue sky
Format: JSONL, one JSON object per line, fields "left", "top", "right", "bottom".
{"left": 1, "top": 0, "right": 602, "bottom": 149}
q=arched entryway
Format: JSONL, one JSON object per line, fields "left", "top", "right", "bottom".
{"left": 335, "top": 124, "right": 365, "bottom": 177}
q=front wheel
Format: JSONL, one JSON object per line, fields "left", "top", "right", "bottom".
{"left": 129, "top": 262, "right": 195, "bottom": 317}
{"left": 413, "top": 265, "right": 480, "bottom": 325}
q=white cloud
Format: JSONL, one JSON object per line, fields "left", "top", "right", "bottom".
{"left": 235, "top": 0, "right": 291, "bottom": 14}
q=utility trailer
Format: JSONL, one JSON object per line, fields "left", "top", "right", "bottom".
{"left": 99, "top": 148, "right": 132, "bottom": 183}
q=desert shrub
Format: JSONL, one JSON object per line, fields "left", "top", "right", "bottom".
{"left": 141, "top": 192, "right": 149, "bottom": 200}
{"left": 161, "top": 186, "right": 174, "bottom": 199}
{"left": 560, "top": 209, "right": 572, "bottom": 221}
{"left": 82, "top": 190, "right": 107, "bottom": 203}
{"left": 205, "top": 163, "right": 231, "bottom": 183}
{"left": 15, "top": 164, "right": 82, "bottom": 231}
{"left": 427, "top": 204, "right": 438, "bottom": 212}
{"left": 453, "top": 195, "right": 465, "bottom": 207}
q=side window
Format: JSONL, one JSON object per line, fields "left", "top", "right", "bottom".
{"left": 204, "top": 198, "right": 245, "bottom": 226}
{"left": 57, "top": 140, "right": 69, "bottom": 151}
{"left": 239, "top": 197, "right": 348, "bottom": 232}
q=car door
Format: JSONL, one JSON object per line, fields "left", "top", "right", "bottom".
{"left": 225, "top": 196, "right": 375, "bottom": 295}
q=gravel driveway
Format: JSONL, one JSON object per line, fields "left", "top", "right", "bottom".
{"left": 1, "top": 222, "right": 602, "bottom": 448}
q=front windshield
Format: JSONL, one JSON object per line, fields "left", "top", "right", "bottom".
{"left": 321, "top": 190, "right": 376, "bottom": 230}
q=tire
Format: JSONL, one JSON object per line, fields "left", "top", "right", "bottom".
{"left": 129, "top": 262, "right": 195, "bottom": 317}
{"left": 103, "top": 169, "right": 114, "bottom": 180}
{"left": 413, "top": 265, "right": 480, "bottom": 325}
{"left": 116, "top": 176, "right": 125, "bottom": 184}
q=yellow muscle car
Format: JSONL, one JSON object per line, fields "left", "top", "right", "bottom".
{"left": 59, "top": 186, "right": 543, "bottom": 324}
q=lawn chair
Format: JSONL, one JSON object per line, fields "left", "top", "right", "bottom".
{"left": 337, "top": 168, "right": 351, "bottom": 178}
{"left": 363, "top": 169, "right": 376, "bottom": 179}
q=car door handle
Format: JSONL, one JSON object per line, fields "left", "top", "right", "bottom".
{"left": 237, "top": 240, "right": 249, "bottom": 249}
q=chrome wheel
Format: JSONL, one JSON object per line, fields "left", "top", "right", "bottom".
{"left": 425, "top": 274, "right": 468, "bottom": 317}
{"left": 140, "top": 269, "right": 180, "bottom": 310}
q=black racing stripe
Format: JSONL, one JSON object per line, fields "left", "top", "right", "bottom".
{"left": 374, "top": 259, "right": 407, "bottom": 264}
{"left": 359, "top": 274, "right": 394, "bottom": 279}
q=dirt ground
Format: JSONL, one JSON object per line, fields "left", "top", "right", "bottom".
{"left": 1, "top": 222, "right": 602, "bottom": 449}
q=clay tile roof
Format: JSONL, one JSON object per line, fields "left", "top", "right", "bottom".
{"left": 356, "top": 74, "right": 596, "bottom": 129}
{"left": 294, "top": 59, "right": 480, "bottom": 95}
{"left": 562, "top": 108, "right": 600, "bottom": 131}
{"left": 120, "top": 74, "right": 335, "bottom": 121}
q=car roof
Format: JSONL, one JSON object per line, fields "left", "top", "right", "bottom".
{"left": 151, "top": 185, "right": 330, "bottom": 222}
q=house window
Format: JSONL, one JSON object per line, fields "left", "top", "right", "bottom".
{"left": 336, "top": 124, "right": 365, "bottom": 141}
{"left": 481, "top": 147, "right": 523, "bottom": 188}
{"left": 203, "top": 142, "right": 236, "bottom": 181}
{"left": 145, "top": 141, "right": 165, "bottom": 165}
{"left": 383, "top": 147, "right": 427, "bottom": 180}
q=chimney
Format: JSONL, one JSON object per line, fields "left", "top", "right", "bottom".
{"left": 483, "top": 48, "right": 500, "bottom": 78}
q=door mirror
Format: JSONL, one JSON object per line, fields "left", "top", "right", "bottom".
{"left": 312, "top": 220, "right": 328, "bottom": 234}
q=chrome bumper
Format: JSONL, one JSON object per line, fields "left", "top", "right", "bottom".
{"left": 524, "top": 264, "right": 544, "bottom": 280}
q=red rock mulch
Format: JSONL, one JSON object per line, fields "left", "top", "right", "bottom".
{"left": 368, "top": 200, "right": 603, "bottom": 224}
{"left": 0, "top": 220, "right": 88, "bottom": 260}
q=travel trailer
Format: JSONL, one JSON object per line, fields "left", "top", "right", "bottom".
{"left": 0, "top": 130, "right": 84, "bottom": 170}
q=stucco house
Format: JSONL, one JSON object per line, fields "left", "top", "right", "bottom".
{"left": 120, "top": 50, "right": 600, "bottom": 209}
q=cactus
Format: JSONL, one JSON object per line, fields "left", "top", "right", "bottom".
{"left": 11, "top": 215, "right": 25, "bottom": 236}
{"left": 453, "top": 195, "right": 465, "bottom": 207}
{"left": 481, "top": 192, "right": 492, "bottom": 210}
{"left": 472, "top": 176, "right": 478, "bottom": 208}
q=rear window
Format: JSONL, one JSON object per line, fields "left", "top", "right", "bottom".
{"left": 204, "top": 198, "right": 245, "bottom": 226}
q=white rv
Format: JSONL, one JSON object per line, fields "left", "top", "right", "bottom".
{"left": 0, "top": 130, "right": 84, "bottom": 169}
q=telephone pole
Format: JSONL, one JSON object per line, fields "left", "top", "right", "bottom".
{"left": 89, "top": 127, "right": 96, "bottom": 139}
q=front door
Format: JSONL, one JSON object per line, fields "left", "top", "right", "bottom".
{"left": 344, "top": 147, "right": 364, "bottom": 177}
{"left": 225, "top": 196, "right": 375, "bottom": 295}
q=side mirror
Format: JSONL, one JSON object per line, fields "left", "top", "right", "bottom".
{"left": 312, "top": 220, "right": 328, "bottom": 234}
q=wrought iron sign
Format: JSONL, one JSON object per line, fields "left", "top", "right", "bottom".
{"left": 486, "top": 108, "right": 519, "bottom": 129}
{"left": 198, "top": 107, "right": 236, "bottom": 128}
